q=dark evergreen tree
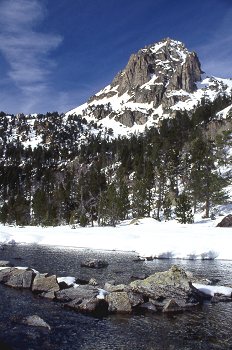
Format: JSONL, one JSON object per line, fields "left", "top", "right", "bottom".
{"left": 175, "top": 193, "right": 194, "bottom": 224}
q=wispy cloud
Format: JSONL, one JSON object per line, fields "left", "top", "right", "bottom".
{"left": 0, "top": 0, "right": 62, "bottom": 112}
{"left": 197, "top": 8, "right": 232, "bottom": 78}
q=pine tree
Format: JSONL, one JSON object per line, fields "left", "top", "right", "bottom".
{"left": 0, "top": 203, "right": 8, "bottom": 225}
{"left": 189, "top": 133, "right": 230, "bottom": 217}
{"left": 163, "top": 195, "right": 172, "bottom": 221}
{"left": 175, "top": 193, "right": 194, "bottom": 224}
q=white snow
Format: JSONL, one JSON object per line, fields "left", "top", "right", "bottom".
{"left": 149, "top": 42, "right": 167, "bottom": 54}
{"left": 193, "top": 283, "right": 232, "bottom": 297}
{"left": 1, "top": 214, "right": 232, "bottom": 260}
{"left": 97, "top": 288, "right": 109, "bottom": 299}
{"left": 216, "top": 104, "right": 232, "bottom": 119}
{"left": 57, "top": 276, "right": 79, "bottom": 288}
{"left": 57, "top": 276, "right": 76, "bottom": 286}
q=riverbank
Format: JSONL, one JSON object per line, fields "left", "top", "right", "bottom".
{"left": 1, "top": 211, "right": 232, "bottom": 260}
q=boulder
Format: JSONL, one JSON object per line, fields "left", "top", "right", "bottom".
{"left": 57, "top": 285, "right": 107, "bottom": 315}
{"left": 106, "top": 291, "right": 132, "bottom": 313}
{"left": 67, "top": 297, "right": 98, "bottom": 312}
{"left": 5, "top": 268, "right": 34, "bottom": 289}
{"left": 130, "top": 265, "right": 200, "bottom": 309}
{"left": 55, "top": 285, "right": 98, "bottom": 302}
{"left": 217, "top": 214, "right": 232, "bottom": 227}
{"left": 32, "top": 274, "right": 59, "bottom": 293}
{"left": 22, "top": 315, "right": 51, "bottom": 330}
{"left": 80, "top": 259, "right": 109, "bottom": 269}
{"left": 0, "top": 268, "right": 15, "bottom": 283}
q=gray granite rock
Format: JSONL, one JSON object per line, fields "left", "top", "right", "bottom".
{"left": 106, "top": 291, "right": 132, "bottom": 313}
{"left": 22, "top": 315, "right": 51, "bottom": 330}
{"left": 5, "top": 268, "right": 34, "bottom": 289}
{"left": 32, "top": 274, "right": 59, "bottom": 293}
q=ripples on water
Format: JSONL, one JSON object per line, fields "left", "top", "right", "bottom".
{"left": 0, "top": 244, "right": 232, "bottom": 350}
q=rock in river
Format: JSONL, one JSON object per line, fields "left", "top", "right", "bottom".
{"left": 81, "top": 259, "right": 109, "bottom": 269}
{"left": 22, "top": 315, "right": 51, "bottom": 330}
{"left": 5, "top": 268, "right": 35, "bottom": 289}
{"left": 32, "top": 273, "right": 60, "bottom": 294}
{"left": 130, "top": 265, "right": 201, "bottom": 310}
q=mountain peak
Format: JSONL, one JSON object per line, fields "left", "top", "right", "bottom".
{"left": 66, "top": 38, "right": 232, "bottom": 133}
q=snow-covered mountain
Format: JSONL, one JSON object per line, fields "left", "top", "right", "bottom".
{"left": 66, "top": 38, "right": 232, "bottom": 136}
{"left": 0, "top": 38, "right": 231, "bottom": 228}
{"left": 1, "top": 38, "right": 231, "bottom": 151}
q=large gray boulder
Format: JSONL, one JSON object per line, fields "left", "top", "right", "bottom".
{"left": 56, "top": 285, "right": 105, "bottom": 314}
{"left": 32, "top": 274, "right": 59, "bottom": 293}
{"left": 56, "top": 285, "right": 98, "bottom": 302}
{"left": 0, "top": 267, "right": 15, "bottom": 283}
{"left": 5, "top": 268, "right": 35, "bottom": 289}
{"left": 106, "top": 291, "right": 132, "bottom": 313}
{"left": 217, "top": 214, "right": 232, "bottom": 227}
{"left": 130, "top": 265, "right": 200, "bottom": 309}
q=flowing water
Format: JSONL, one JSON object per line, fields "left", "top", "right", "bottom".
{"left": 0, "top": 244, "right": 232, "bottom": 350}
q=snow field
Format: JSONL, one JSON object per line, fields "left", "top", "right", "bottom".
{"left": 0, "top": 216, "right": 232, "bottom": 261}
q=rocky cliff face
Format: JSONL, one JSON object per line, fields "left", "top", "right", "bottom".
{"left": 66, "top": 38, "right": 232, "bottom": 131}
{"left": 112, "top": 38, "right": 202, "bottom": 99}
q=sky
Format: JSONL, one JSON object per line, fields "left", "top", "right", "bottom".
{"left": 0, "top": 0, "right": 231, "bottom": 115}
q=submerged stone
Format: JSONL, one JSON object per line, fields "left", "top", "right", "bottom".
{"left": 22, "top": 315, "right": 51, "bottom": 330}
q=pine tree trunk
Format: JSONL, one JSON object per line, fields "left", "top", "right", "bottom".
{"left": 205, "top": 196, "right": 210, "bottom": 218}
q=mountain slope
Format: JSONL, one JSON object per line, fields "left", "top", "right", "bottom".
{"left": 0, "top": 38, "right": 232, "bottom": 227}
{"left": 66, "top": 38, "right": 232, "bottom": 136}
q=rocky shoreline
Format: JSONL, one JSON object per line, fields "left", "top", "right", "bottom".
{"left": 1, "top": 259, "right": 232, "bottom": 319}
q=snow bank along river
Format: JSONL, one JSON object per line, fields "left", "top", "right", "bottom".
{"left": 1, "top": 215, "right": 232, "bottom": 260}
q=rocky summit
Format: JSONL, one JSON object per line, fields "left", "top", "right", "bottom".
{"left": 67, "top": 38, "right": 232, "bottom": 130}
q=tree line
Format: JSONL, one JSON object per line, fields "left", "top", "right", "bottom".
{"left": 0, "top": 95, "right": 231, "bottom": 226}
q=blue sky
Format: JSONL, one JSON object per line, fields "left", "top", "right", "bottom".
{"left": 0, "top": 0, "right": 231, "bottom": 114}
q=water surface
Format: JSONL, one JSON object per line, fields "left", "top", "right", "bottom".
{"left": 0, "top": 244, "right": 232, "bottom": 350}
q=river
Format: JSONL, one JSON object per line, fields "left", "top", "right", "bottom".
{"left": 0, "top": 244, "right": 232, "bottom": 350}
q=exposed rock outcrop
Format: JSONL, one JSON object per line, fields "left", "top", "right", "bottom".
{"left": 67, "top": 38, "right": 232, "bottom": 131}
{"left": 112, "top": 38, "right": 202, "bottom": 99}
{"left": 217, "top": 214, "right": 232, "bottom": 227}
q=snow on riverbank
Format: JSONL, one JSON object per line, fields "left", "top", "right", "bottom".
{"left": 0, "top": 214, "right": 232, "bottom": 260}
